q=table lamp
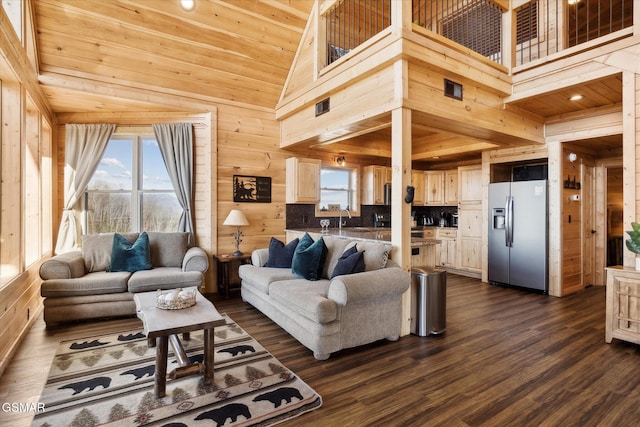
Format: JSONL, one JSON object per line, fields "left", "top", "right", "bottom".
{"left": 223, "top": 209, "right": 250, "bottom": 256}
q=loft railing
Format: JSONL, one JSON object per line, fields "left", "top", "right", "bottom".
{"left": 324, "top": 0, "right": 391, "bottom": 66}
{"left": 412, "top": 0, "right": 504, "bottom": 65}
{"left": 322, "top": 0, "right": 634, "bottom": 71}
{"left": 515, "top": 0, "right": 634, "bottom": 66}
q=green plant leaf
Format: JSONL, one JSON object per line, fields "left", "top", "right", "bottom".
{"left": 626, "top": 239, "right": 640, "bottom": 254}
{"left": 633, "top": 222, "right": 640, "bottom": 232}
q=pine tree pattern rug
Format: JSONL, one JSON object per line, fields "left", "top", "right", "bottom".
{"left": 32, "top": 314, "right": 322, "bottom": 426}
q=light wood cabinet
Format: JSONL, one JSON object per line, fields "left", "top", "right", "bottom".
{"left": 444, "top": 169, "right": 458, "bottom": 205}
{"left": 458, "top": 206, "right": 482, "bottom": 273}
{"left": 412, "top": 170, "right": 425, "bottom": 205}
{"left": 425, "top": 169, "right": 458, "bottom": 206}
{"left": 436, "top": 228, "right": 458, "bottom": 267}
{"left": 286, "top": 157, "right": 321, "bottom": 203}
{"left": 458, "top": 165, "right": 482, "bottom": 204}
{"left": 363, "top": 165, "right": 391, "bottom": 205}
{"left": 411, "top": 244, "right": 437, "bottom": 269}
{"left": 425, "top": 171, "right": 444, "bottom": 205}
{"left": 605, "top": 267, "right": 640, "bottom": 345}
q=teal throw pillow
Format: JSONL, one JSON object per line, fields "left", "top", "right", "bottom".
{"left": 265, "top": 237, "right": 299, "bottom": 268}
{"left": 330, "top": 244, "right": 366, "bottom": 278}
{"left": 291, "top": 233, "right": 327, "bottom": 281}
{"left": 109, "top": 232, "right": 152, "bottom": 273}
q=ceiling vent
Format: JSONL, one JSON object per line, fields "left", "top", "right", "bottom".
{"left": 444, "top": 79, "right": 463, "bottom": 101}
{"left": 315, "top": 98, "right": 330, "bottom": 116}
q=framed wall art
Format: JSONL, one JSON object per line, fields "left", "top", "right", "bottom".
{"left": 233, "top": 175, "right": 271, "bottom": 203}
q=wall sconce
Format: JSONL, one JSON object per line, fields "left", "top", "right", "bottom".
{"left": 568, "top": 152, "right": 578, "bottom": 163}
{"left": 223, "top": 209, "right": 250, "bottom": 256}
{"left": 335, "top": 156, "right": 346, "bottom": 166}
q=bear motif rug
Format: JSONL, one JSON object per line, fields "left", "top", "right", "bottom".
{"left": 32, "top": 314, "right": 322, "bottom": 426}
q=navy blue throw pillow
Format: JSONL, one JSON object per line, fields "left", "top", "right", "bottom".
{"left": 109, "top": 232, "right": 152, "bottom": 273}
{"left": 291, "top": 233, "right": 327, "bottom": 281}
{"left": 331, "top": 244, "right": 365, "bottom": 279}
{"left": 265, "top": 237, "right": 299, "bottom": 268}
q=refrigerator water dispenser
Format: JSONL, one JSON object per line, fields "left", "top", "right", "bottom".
{"left": 493, "top": 208, "right": 505, "bottom": 229}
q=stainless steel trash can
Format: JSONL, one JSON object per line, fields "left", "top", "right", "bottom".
{"left": 410, "top": 267, "right": 446, "bottom": 336}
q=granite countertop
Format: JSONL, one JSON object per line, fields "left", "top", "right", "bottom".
{"left": 286, "top": 228, "right": 441, "bottom": 246}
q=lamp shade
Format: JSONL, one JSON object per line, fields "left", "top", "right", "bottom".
{"left": 223, "top": 209, "right": 249, "bottom": 226}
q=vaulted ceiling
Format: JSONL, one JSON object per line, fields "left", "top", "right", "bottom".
{"left": 31, "top": 0, "right": 623, "bottom": 164}
{"left": 33, "top": 0, "right": 314, "bottom": 112}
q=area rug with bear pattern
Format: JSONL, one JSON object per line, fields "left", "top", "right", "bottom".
{"left": 32, "top": 314, "right": 322, "bottom": 426}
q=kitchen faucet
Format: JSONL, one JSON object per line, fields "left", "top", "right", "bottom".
{"left": 339, "top": 208, "right": 351, "bottom": 230}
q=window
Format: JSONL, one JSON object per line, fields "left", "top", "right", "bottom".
{"left": 84, "top": 134, "right": 181, "bottom": 234}
{"left": 317, "top": 166, "right": 359, "bottom": 216}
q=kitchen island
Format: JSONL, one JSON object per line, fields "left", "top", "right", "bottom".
{"left": 285, "top": 228, "right": 440, "bottom": 268}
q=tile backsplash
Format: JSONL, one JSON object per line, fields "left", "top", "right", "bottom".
{"left": 286, "top": 204, "right": 391, "bottom": 229}
{"left": 285, "top": 204, "right": 458, "bottom": 229}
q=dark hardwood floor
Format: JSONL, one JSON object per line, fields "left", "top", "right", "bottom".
{"left": 2, "top": 274, "right": 639, "bottom": 426}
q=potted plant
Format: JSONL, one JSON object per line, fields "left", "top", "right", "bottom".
{"left": 625, "top": 222, "right": 640, "bottom": 270}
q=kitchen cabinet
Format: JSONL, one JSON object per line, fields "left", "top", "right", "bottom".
{"left": 411, "top": 244, "right": 437, "bottom": 269}
{"left": 459, "top": 165, "right": 482, "bottom": 204}
{"left": 363, "top": 165, "right": 391, "bottom": 205}
{"left": 436, "top": 228, "right": 457, "bottom": 268}
{"left": 286, "top": 157, "right": 321, "bottom": 203}
{"left": 458, "top": 206, "right": 482, "bottom": 273}
{"left": 425, "top": 171, "right": 444, "bottom": 205}
{"left": 425, "top": 169, "right": 458, "bottom": 206}
{"left": 412, "top": 170, "right": 425, "bottom": 205}
{"left": 444, "top": 169, "right": 458, "bottom": 205}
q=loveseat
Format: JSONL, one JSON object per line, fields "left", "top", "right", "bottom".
{"left": 238, "top": 232, "right": 410, "bottom": 360}
{"left": 39, "top": 231, "right": 208, "bottom": 325}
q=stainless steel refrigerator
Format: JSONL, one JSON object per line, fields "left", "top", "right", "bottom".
{"left": 488, "top": 180, "right": 548, "bottom": 293}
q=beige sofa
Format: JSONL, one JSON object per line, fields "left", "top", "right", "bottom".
{"left": 239, "top": 233, "right": 410, "bottom": 360}
{"left": 39, "top": 232, "right": 208, "bottom": 325}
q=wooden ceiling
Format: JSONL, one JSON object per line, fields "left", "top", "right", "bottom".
{"left": 33, "top": 0, "right": 314, "bottom": 112}
{"left": 31, "top": 0, "right": 623, "bottom": 164}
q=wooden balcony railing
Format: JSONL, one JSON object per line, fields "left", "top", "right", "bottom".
{"left": 321, "top": 0, "right": 634, "bottom": 71}
{"left": 323, "top": 0, "right": 391, "bottom": 66}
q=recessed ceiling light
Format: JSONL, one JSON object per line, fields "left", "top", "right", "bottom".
{"left": 569, "top": 94, "right": 583, "bottom": 101}
{"left": 568, "top": 0, "right": 581, "bottom": 4}
{"left": 180, "top": 0, "right": 195, "bottom": 11}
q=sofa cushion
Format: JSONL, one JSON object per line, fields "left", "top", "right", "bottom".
{"left": 109, "top": 232, "right": 152, "bottom": 273}
{"left": 330, "top": 245, "right": 365, "bottom": 278}
{"left": 146, "top": 232, "right": 189, "bottom": 268}
{"left": 292, "top": 233, "right": 327, "bottom": 281}
{"left": 345, "top": 240, "right": 391, "bottom": 271}
{"left": 321, "top": 237, "right": 350, "bottom": 279}
{"left": 238, "top": 264, "right": 299, "bottom": 294}
{"left": 40, "top": 271, "right": 131, "bottom": 297}
{"left": 82, "top": 233, "right": 139, "bottom": 272}
{"left": 127, "top": 267, "right": 202, "bottom": 293}
{"left": 268, "top": 279, "right": 337, "bottom": 324}
{"left": 264, "top": 237, "right": 299, "bottom": 268}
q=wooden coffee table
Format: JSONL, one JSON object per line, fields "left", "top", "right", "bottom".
{"left": 133, "top": 287, "right": 226, "bottom": 398}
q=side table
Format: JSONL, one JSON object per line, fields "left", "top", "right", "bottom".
{"left": 213, "top": 254, "right": 252, "bottom": 298}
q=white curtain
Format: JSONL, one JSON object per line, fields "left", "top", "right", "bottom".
{"left": 55, "top": 124, "right": 115, "bottom": 254}
{"left": 153, "top": 123, "right": 194, "bottom": 244}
